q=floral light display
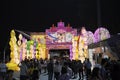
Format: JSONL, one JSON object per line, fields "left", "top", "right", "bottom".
{"left": 9, "top": 30, "right": 20, "bottom": 64}
{"left": 94, "top": 27, "right": 110, "bottom": 42}
{"left": 72, "top": 36, "right": 79, "bottom": 60}
{"left": 6, "top": 30, "right": 20, "bottom": 71}
{"left": 30, "top": 33, "right": 46, "bottom": 59}
{"left": 77, "top": 27, "right": 88, "bottom": 62}
{"left": 8, "top": 22, "right": 111, "bottom": 65}
{"left": 87, "top": 31, "right": 95, "bottom": 45}
{"left": 17, "top": 34, "right": 23, "bottom": 61}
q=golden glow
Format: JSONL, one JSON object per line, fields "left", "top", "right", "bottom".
{"left": 7, "top": 30, "right": 20, "bottom": 71}
{"left": 8, "top": 28, "right": 89, "bottom": 65}
{"left": 72, "top": 36, "right": 79, "bottom": 60}
{"left": 30, "top": 34, "right": 46, "bottom": 59}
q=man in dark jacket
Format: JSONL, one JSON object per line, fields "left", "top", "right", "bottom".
{"left": 47, "top": 58, "right": 54, "bottom": 80}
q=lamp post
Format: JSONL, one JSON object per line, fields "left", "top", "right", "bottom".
{"left": 3, "top": 38, "right": 9, "bottom": 63}
{"left": 3, "top": 50, "right": 5, "bottom": 62}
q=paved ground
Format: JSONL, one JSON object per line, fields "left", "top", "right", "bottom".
{"left": 13, "top": 70, "right": 86, "bottom": 80}
{"left": 39, "top": 73, "right": 82, "bottom": 80}
{"left": 13, "top": 71, "right": 20, "bottom": 80}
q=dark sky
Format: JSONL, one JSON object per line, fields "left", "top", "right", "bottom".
{"left": 0, "top": 0, "right": 119, "bottom": 52}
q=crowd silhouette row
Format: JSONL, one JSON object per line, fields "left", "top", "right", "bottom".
{"left": 0, "top": 56, "right": 120, "bottom": 80}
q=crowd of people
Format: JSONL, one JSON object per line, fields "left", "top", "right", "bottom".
{"left": 0, "top": 60, "right": 16, "bottom": 80}
{"left": 0, "top": 56, "right": 120, "bottom": 80}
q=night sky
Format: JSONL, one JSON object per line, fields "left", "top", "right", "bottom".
{"left": 0, "top": 0, "right": 119, "bottom": 53}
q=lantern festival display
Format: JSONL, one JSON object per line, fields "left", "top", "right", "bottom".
{"left": 72, "top": 36, "right": 79, "bottom": 60}
{"left": 94, "top": 27, "right": 110, "bottom": 42}
{"left": 18, "top": 33, "right": 46, "bottom": 60}
{"left": 77, "top": 27, "right": 88, "bottom": 62}
{"left": 30, "top": 33, "right": 46, "bottom": 59}
{"left": 6, "top": 30, "right": 20, "bottom": 71}
{"left": 8, "top": 22, "right": 111, "bottom": 68}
